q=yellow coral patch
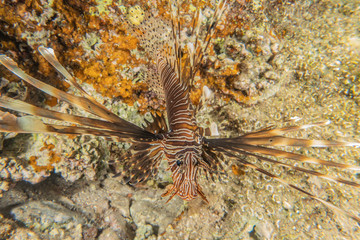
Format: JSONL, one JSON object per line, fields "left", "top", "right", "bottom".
{"left": 127, "top": 5, "right": 145, "bottom": 25}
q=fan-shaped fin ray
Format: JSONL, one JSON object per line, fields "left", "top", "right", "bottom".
{"left": 206, "top": 139, "right": 360, "bottom": 171}
{"left": 119, "top": 143, "right": 164, "bottom": 184}
{"left": 0, "top": 55, "right": 145, "bottom": 131}
{"left": 220, "top": 135, "right": 360, "bottom": 148}
{"left": 225, "top": 146, "right": 360, "bottom": 188}
{"left": 157, "top": 57, "right": 196, "bottom": 130}
{"left": 38, "top": 46, "right": 93, "bottom": 99}
{"left": 0, "top": 96, "right": 153, "bottom": 138}
{"left": 0, "top": 110, "right": 49, "bottom": 133}
{"left": 242, "top": 121, "right": 331, "bottom": 138}
{"left": 221, "top": 148, "right": 360, "bottom": 224}
{"left": 187, "top": 0, "right": 227, "bottom": 85}
{"left": 0, "top": 110, "right": 135, "bottom": 140}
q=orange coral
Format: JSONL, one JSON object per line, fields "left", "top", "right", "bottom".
{"left": 190, "top": 87, "right": 202, "bottom": 106}
{"left": 231, "top": 164, "right": 245, "bottom": 176}
{"left": 29, "top": 142, "right": 62, "bottom": 172}
{"left": 0, "top": 0, "right": 255, "bottom": 113}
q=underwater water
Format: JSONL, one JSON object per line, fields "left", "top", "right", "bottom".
{"left": 0, "top": 0, "right": 359, "bottom": 239}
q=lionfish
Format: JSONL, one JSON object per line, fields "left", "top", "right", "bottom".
{"left": 0, "top": 0, "right": 360, "bottom": 224}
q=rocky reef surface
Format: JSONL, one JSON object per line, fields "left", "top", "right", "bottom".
{"left": 0, "top": 0, "right": 359, "bottom": 239}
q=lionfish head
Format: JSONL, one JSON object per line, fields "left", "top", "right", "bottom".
{"left": 162, "top": 150, "right": 208, "bottom": 203}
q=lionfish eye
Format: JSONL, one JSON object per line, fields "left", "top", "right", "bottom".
{"left": 176, "top": 160, "right": 183, "bottom": 166}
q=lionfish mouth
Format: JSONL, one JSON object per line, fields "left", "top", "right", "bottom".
{"left": 162, "top": 177, "right": 208, "bottom": 203}
{"left": 178, "top": 180, "right": 199, "bottom": 200}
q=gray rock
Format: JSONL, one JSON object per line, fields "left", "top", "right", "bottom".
{"left": 103, "top": 209, "right": 133, "bottom": 239}
{"left": 0, "top": 188, "right": 28, "bottom": 208}
{"left": 134, "top": 224, "right": 154, "bottom": 240}
{"left": 98, "top": 228, "right": 121, "bottom": 240}
{"left": 82, "top": 226, "right": 98, "bottom": 240}
{"left": 0, "top": 214, "right": 16, "bottom": 239}
{"left": 103, "top": 178, "right": 133, "bottom": 217}
{"left": 71, "top": 184, "right": 110, "bottom": 216}
{"left": 130, "top": 188, "right": 184, "bottom": 237}
{"left": 8, "top": 228, "right": 40, "bottom": 240}
{"left": 254, "top": 221, "right": 275, "bottom": 240}
{"left": 11, "top": 201, "right": 82, "bottom": 237}
{"left": 108, "top": 194, "right": 131, "bottom": 217}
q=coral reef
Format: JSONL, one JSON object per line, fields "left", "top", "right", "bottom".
{"left": 0, "top": 0, "right": 359, "bottom": 239}
{"left": 0, "top": 0, "right": 147, "bottom": 109}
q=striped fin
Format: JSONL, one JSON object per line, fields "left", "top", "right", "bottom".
{"left": 206, "top": 139, "right": 360, "bottom": 170}
{"left": 166, "top": 0, "right": 227, "bottom": 85}
{"left": 162, "top": 184, "right": 180, "bottom": 203}
{"left": 157, "top": 57, "right": 196, "bottom": 130}
{"left": 0, "top": 110, "right": 49, "bottom": 133}
{"left": 217, "top": 135, "right": 360, "bottom": 148}
{"left": 169, "top": 0, "right": 182, "bottom": 81}
{"left": 226, "top": 146, "right": 360, "bottom": 188}
{"left": 142, "top": 112, "right": 169, "bottom": 134}
{"left": 0, "top": 96, "right": 153, "bottom": 139}
{"left": 220, "top": 148, "right": 360, "bottom": 224}
{"left": 40, "top": 124, "right": 134, "bottom": 139}
{"left": 0, "top": 112, "right": 146, "bottom": 142}
{"left": 155, "top": 2, "right": 195, "bottom": 130}
{"left": 201, "top": 149, "right": 226, "bottom": 182}
{"left": 186, "top": 0, "right": 227, "bottom": 85}
{"left": 122, "top": 11, "right": 174, "bottom": 61}
{"left": 38, "top": 46, "right": 93, "bottom": 99}
{"left": 119, "top": 142, "right": 164, "bottom": 184}
{"left": 242, "top": 121, "right": 331, "bottom": 138}
{"left": 201, "top": 145, "right": 227, "bottom": 176}
{"left": 0, "top": 54, "right": 143, "bottom": 130}
{"left": 0, "top": 109, "right": 141, "bottom": 141}
{"left": 38, "top": 46, "right": 119, "bottom": 115}
{"left": 206, "top": 121, "right": 360, "bottom": 222}
{"left": 122, "top": 11, "right": 175, "bottom": 100}
{"left": 144, "top": 64, "right": 165, "bottom": 100}
{"left": 206, "top": 121, "right": 360, "bottom": 170}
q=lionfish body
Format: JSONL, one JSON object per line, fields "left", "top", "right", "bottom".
{"left": 1, "top": 0, "right": 360, "bottom": 224}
